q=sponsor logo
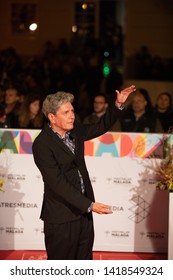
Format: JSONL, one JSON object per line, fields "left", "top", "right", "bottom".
{"left": 0, "top": 130, "right": 40, "bottom": 154}
{"left": 140, "top": 231, "right": 165, "bottom": 239}
{"left": 111, "top": 206, "right": 124, "bottom": 211}
{"left": 146, "top": 232, "right": 165, "bottom": 239}
{"left": 0, "top": 172, "right": 26, "bottom": 193}
{"left": 0, "top": 202, "right": 38, "bottom": 208}
{"left": 111, "top": 231, "right": 129, "bottom": 238}
{"left": 0, "top": 130, "right": 167, "bottom": 157}
{"left": 6, "top": 227, "right": 24, "bottom": 234}
{"left": 89, "top": 176, "right": 132, "bottom": 185}
{"left": 85, "top": 133, "right": 167, "bottom": 158}
{"left": 104, "top": 230, "right": 129, "bottom": 238}
{"left": 128, "top": 195, "right": 150, "bottom": 223}
{"left": 113, "top": 177, "right": 131, "bottom": 184}
{"left": 7, "top": 174, "right": 26, "bottom": 181}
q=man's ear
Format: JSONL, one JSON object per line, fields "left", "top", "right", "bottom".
{"left": 48, "top": 113, "right": 55, "bottom": 124}
{"left": 105, "top": 103, "right": 109, "bottom": 109}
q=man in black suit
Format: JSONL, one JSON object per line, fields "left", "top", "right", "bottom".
{"left": 32, "top": 85, "right": 136, "bottom": 260}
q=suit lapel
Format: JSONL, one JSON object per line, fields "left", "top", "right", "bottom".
{"left": 44, "top": 123, "right": 76, "bottom": 158}
{"left": 69, "top": 130, "right": 76, "bottom": 153}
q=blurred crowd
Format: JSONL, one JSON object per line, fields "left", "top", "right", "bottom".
{"left": 127, "top": 45, "right": 173, "bottom": 81}
{"left": 0, "top": 37, "right": 173, "bottom": 133}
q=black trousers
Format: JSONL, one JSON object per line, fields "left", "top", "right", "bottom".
{"left": 44, "top": 214, "right": 94, "bottom": 260}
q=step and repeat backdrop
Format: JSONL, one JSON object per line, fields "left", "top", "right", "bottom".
{"left": 0, "top": 129, "right": 170, "bottom": 252}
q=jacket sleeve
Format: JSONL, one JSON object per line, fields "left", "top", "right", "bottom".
{"left": 82, "top": 106, "right": 123, "bottom": 141}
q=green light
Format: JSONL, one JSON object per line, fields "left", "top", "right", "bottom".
{"left": 103, "top": 62, "right": 110, "bottom": 77}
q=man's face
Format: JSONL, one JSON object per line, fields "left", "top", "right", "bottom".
{"left": 156, "top": 94, "right": 170, "bottom": 111}
{"left": 94, "top": 96, "right": 108, "bottom": 114}
{"left": 48, "top": 102, "right": 75, "bottom": 136}
{"left": 5, "top": 89, "right": 19, "bottom": 105}
{"left": 132, "top": 93, "right": 147, "bottom": 114}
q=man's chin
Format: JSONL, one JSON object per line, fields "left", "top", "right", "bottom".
{"left": 68, "top": 124, "right": 74, "bottom": 130}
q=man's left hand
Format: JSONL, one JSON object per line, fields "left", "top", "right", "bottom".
{"left": 115, "top": 85, "right": 136, "bottom": 107}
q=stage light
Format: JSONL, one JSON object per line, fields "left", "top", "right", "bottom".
{"left": 19, "top": 23, "right": 25, "bottom": 30}
{"left": 103, "top": 62, "right": 110, "bottom": 77}
{"left": 82, "top": 3, "right": 87, "bottom": 10}
{"left": 29, "top": 23, "right": 37, "bottom": 31}
{"left": 104, "top": 51, "right": 109, "bottom": 58}
{"left": 72, "top": 25, "right": 77, "bottom": 33}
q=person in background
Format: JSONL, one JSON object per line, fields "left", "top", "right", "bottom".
{"left": 120, "top": 88, "right": 163, "bottom": 133}
{"left": 32, "top": 85, "right": 136, "bottom": 260}
{"left": 1, "top": 86, "right": 21, "bottom": 128}
{"left": 83, "top": 93, "right": 121, "bottom": 131}
{"left": 0, "top": 88, "right": 7, "bottom": 127}
{"left": 153, "top": 92, "right": 173, "bottom": 132}
{"left": 0, "top": 107, "right": 7, "bottom": 128}
{"left": 0, "top": 87, "right": 5, "bottom": 104}
{"left": 17, "top": 94, "right": 44, "bottom": 129}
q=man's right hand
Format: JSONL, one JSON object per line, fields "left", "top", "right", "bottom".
{"left": 92, "top": 202, "right": 113, "bottom": 214}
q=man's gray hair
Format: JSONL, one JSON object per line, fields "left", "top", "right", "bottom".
{"left": 42, "top": 91, "right": 74, "bottom": 118}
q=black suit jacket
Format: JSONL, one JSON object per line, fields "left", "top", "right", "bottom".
{"left": 32, "top": 106, "right": 122, "bottom": 224}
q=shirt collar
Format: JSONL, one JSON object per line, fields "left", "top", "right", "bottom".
{"left": 48, "top": 123, "right": 70, "bottom": 140}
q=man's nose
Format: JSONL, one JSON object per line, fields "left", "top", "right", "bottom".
{"left": 70, "top": 112, "right": 75, "bottom": 118}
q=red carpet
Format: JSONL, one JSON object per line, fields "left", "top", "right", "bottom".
{"left": 0, "top": 251, "right": 167, "bottom": 260}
